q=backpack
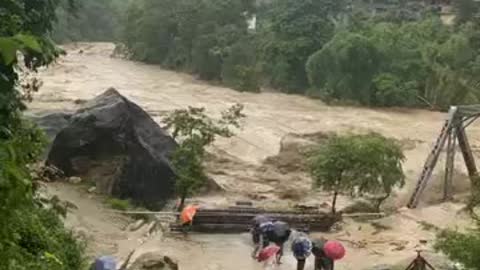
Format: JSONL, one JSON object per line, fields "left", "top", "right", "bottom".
{"left": 272, "top": 221, "right": 290, "bottom": 241}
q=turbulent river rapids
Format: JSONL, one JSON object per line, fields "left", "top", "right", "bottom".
{"left": 31, "top": 43, "right": 477, "bottom": 270}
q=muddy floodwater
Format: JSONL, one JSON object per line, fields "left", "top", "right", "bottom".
{"left": 36, "top": 43, "right": 476, "bottom": 270}
{"left": 150, "top": 233, "right": 307, "bottom": 270}
{"left": 32, "top": 42, "right": 480, "bottom": 205}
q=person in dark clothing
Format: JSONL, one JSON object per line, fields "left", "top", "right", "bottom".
{"left": 251, "top": 215, "right": 273, "bottom": 258}
{"left": 291, "top": 231, "right": 312, "bottom": 270}
{"left": 312, "top": 238, "right": 334, "bottom": 270}
{"left": 267, "top": 220, "right": 291, "bottom": 264}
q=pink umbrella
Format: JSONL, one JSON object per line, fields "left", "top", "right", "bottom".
{"left": 323, "top": 241, "right": 346, "bottom": 260}
{"left": 257, "top": 245, "right": 281, "bottom": 262}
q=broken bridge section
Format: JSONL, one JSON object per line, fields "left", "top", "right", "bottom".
{"left": 170, "top": 207, "right": 342, "bottom": 233}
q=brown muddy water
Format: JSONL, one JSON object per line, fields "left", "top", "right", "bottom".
{"left": 149, "top": 233, "right": 304, "bottom": 270}
{"left": 35, "top": 43, "right": 477, "bottom": 270}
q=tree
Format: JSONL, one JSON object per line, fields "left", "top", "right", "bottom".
{"left": 52, "top": 0, "right": 128, "bottom": 43}
{"left": 0, "top": 1, "right": 86, "bottom": 268}
{"left": 308, "top": 133, "right": 405, "bottom": 213}
{"left": 304, "top": 16, "right": 480, "bottom": 109}
{"left": 257, "top": 0, "right": 346, "bottom": 93}
{"left": 454, "top": 0, "right": 479, "bottom": 25}
{"left": 221, "top": 37, "right": 260, "bottom": 92}
{"left": 122, "top": 0, "right": 256, "bottom": 88}
{"left": 424, "top": 27, "right": 480, "bottom": 109}
{"left": 163, "top": 104, "right": 245, "bottom": 210}
{"left": 306, "top": 32, "right": 381, "bottom": 105}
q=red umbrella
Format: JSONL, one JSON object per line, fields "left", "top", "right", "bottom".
{"left": 323, "top": 241, "right": 345, "bottom": 260}
{"left": 257, "top": 245, "right": 280, "bottom": 262}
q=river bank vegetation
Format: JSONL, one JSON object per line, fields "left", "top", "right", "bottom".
{"left": 49, "top": 0, "right": 480, "bottom": 110}
{"left": 0, "top": 0, "right": 85, "bottom": 269}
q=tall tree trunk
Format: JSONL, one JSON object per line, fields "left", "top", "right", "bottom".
{"left": 375, "top": 193, "right": 390, "bottom": 213}
{"left": 331, "top": 191, "right": 338, "bottom": 214}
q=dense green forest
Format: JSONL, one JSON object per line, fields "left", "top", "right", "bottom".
{"left": 115, "top": 0, "right": 480, "bottom": 109}
{"left": 122, "top": 0, "right": 258, "bottom": 91}
{"left": 0, "top": 1, "right": 85, "bottom": 269}
{"left": 48, "top": 0, "right": 480, "bottom": 109}
{"left": 52, "top": 0, "right": 127, "bottom": 42}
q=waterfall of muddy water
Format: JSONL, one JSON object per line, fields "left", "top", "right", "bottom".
{"left": 35, "top": 43, "right": 477, "bottom": 269}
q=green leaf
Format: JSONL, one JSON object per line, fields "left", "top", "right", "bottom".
{"left": 43, "top": 252, "right": 64, "bottom": 266}
{"left": 14, "top": 34, "right": 42, "bottom": 53}
{"left": 0, "top": 37, "right": 20, "bottom": 65}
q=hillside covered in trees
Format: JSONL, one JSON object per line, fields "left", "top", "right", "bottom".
{"left": 49, "top": 0, "right": 480, "bottom": 109}
{"left": 79, "top": 0, "right": 470, "bottom": 110}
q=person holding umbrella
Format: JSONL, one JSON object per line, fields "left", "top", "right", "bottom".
{"left": 251, "top": 215, "right": 274, "bottom": 257}
{"left": 179, "top": 204, "right": 199, "bottom": 233}
{"left": 267, "top": 220, "right": 291, "bottom": 264}
{"left": 291, "top": 230, "right": 313, "bottom": 270}
{"left": 311, "top": 238, "right": 346, "bottom": 270}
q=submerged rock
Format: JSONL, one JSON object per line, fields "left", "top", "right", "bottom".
{"left": 68, "top": 176, "right": 82, "bottom": 184}
{"left": 47, "top": 88, "right": 177, "bottom": 209}
{"left": 129, "top": 219, "right": 146, "bottom": 232}
{"left": 128, "top": 251, "right": 178, "bottom": 270}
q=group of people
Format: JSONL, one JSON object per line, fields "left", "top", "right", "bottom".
{"left": 251, "top": 215, "right": 345, "bottom": 270}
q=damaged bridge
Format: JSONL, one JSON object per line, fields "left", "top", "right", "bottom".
{"left": 170, "top": 207, "right": 342, "bottom": 233}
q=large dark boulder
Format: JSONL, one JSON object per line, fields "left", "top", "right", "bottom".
{"left": 27, "top": 111, "right": 73, "bottom": 157}
{"left": 47, "top": 88, "right": 177, "bottom": 209}
{"left": 28, "top": 111, "right": 73, "bottom": 140}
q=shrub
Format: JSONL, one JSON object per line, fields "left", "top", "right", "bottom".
{"left": 106, "top": 198, "right": 132, "bottom": 211}
{"left": 1, "top": 207, "right": 86, "bottom": 270}
{"left": 436, "top": 228, "right": 480, "bottom": 270}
